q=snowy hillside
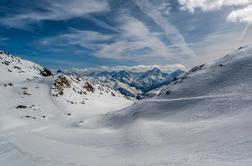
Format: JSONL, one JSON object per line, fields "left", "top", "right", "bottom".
{"left": 0, "top": 51, "right": 132, "bottom": 126}
{"left": 0, "top": 51, "right": 52, "bottom": 83}
{"left": 51, "top": 74, "right": 132, "bottom": 115}
{"left": 79, "top": 46, "right": 252, "bottom": 165}
{"left": 1, "top": 46, "right": 252, "bottom": 165}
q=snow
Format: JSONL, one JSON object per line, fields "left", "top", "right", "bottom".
{"left": 0, "top": 51, "right": 45, "bottom": 83}
{"left": 1, "top": 46, "right": 252, "bottom": 165}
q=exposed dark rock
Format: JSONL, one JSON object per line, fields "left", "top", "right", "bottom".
{"left": 166, "top": 90, "right": 171, "bottom": 95}
{"left": 111, "top": 92, "right": 116, "bottom": 96}
{"left": 14, "top": 66, "right": 21, "bottom": 70}
{"left": 16, "top": 105, "right": 27, "bottom": 109}
{"left": 53, "top": 75, "right": 71, "bottom": 96}
{"left": 2, "top": 61, "right": 10, "bottom": 65}
{"left": 84, "top": 82, "right": 95, "bottom": 92}
{"left": 23, "top": 91, "right": 31, "bottom": 95}
{"left": 190, "top": 64, "right": 205, "bottom": 72}
{"left": 24, "top": 115, "right": 36, "bottom": 119}
{"left": 40, "top": 68, "right": 53, "bottom": 77}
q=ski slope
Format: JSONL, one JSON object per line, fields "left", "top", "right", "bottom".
{"left": 1, "top": 46, "right": 252, "bottom": 165}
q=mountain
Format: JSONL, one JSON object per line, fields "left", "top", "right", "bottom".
{"left": 0, "top": 51, "right": 132, "bottom": 121}
{"left": 2, "top": 46, "right": 252, "bottom": 165}
{"left": 63, "top": 67, "right": 185, "bottom": 98}
{"left": 101, "top": 46, "right": 252, "bottom": 124}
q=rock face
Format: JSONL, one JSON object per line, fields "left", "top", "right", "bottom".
{"left": 52, "top": 75, "right": 72, "bottom": 96}
{"left": 40, "top": 68, "right": 53, "bottom": 77}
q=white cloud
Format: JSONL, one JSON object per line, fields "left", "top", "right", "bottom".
{"left": 67, "top": 64, "right": 187, "bottom": 73}
{"left": 178, "top": 0, "right": 251, "bottom": 13}
{"left": 178, "top": 0, "right": 252, "bottom": 23}
{"left": 227, "top": 5, "right": 252, "bottom": 23}
{"left": 0, "top": 0, "right": 109, "bottom": 28}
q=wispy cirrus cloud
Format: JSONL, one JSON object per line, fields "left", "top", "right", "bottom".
{"left": 0, "top": 0, "right": 109, "bottom": 28}
{"left": 135, "top": 0, "right": 196, "bottom": 59}
{"left": 4, "top": 0, "right": 251, "bottom": 68}
{"left": 39, "top": 14, "right": 187, "bottom": 64}
{"left": 0, "top": 36, "right": 8, "bottom": 42}
{"left": 0, "top": 36, "right": 8, "bottom": 45}
{"left": 40, "top": 29, "right": 113, "bottom": 50}
{"left": 97, "top": 15, "right": 183, "bottom": 62}
{"left": 28, "top": 0, "right": 197, "bottom": 65}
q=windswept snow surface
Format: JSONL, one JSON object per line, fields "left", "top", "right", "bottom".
{"left": 1, "top": 46, "right": 252, "bottom": 165}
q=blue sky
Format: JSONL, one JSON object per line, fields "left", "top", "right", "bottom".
{"left": 0, "top": 0, "right": 252, "bottom": 69}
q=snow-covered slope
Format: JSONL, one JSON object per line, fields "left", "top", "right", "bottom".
{"left": 78, "top": 46, "right": 252, "bottom": 165}
{"left": 0, "top": 51, "right": 132, "bottom": 126}
{"left": 1, "top": 46, "right": 252, "bottom": 166}
{"left": 100, "top": 46, "right": 252, "bottom": 123}
{"left": 0, "top": 51, "right": 52, "bottom": 83}
{"left": 51, "top": 74, "right": 132, "bottom": 115}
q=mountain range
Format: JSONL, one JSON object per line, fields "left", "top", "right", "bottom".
{"left": 62, "top": 67, "right": 184, "bottom": 98}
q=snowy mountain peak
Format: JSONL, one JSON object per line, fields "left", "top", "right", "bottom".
{"left": 147, "top": 67, "right": 161, "bottom": 74}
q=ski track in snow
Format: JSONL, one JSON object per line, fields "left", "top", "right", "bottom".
{"left": 145, "top": 94, "right": 236, "bottom": 102}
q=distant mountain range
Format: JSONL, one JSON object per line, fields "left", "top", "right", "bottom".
{"left": 61, "top": 68, "right": 184, "bottom": 98}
